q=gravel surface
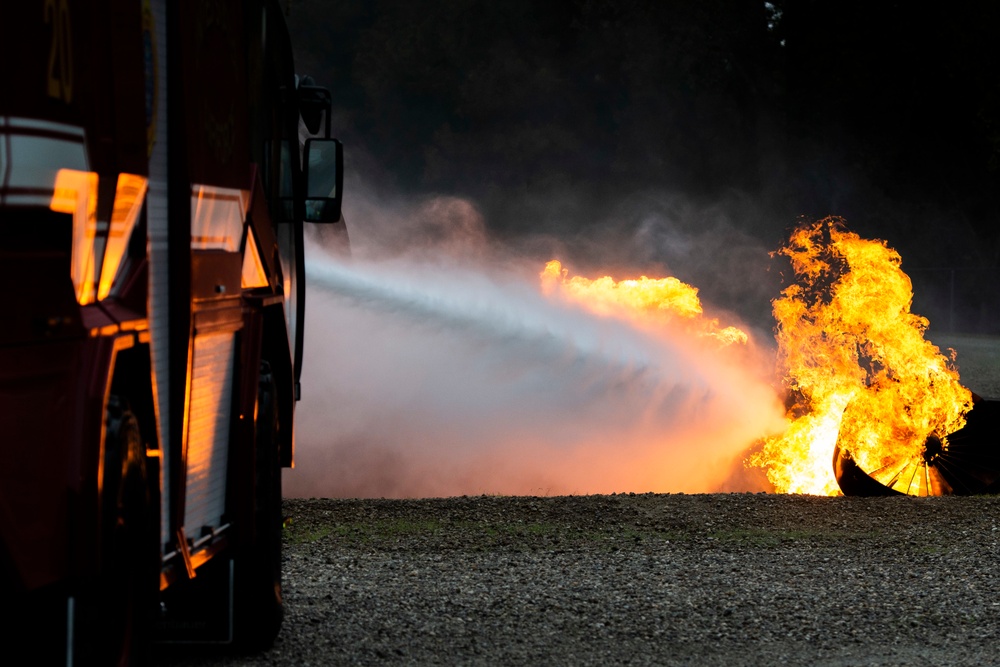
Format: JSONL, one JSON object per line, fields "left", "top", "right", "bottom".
{"left": 151, "top": 334, "right": 1000, "bottom": 666}
{"left": 935, "top": 333, "right": 1000, "bottom": 399}
{"left": 151, "top": 494, "right": 1000, "bottom": 667}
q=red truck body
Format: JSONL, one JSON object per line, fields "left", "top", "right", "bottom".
{"left": 0, "top": 0, "right": 343, "bottom": 662}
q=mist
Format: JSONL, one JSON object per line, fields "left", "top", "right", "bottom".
{"left": 283, "top": 177, "right": 787, "bottom": 498}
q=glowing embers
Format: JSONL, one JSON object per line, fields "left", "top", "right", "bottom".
{"left": 540, "top": 260, "right": 748, "bottom": 345}
{"left": 749, "top": 217, "right": 975, "bottom": 496}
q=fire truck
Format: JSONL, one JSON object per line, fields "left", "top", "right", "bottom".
{"left": 0, "top": 0, "right": 344, "bottom": 663}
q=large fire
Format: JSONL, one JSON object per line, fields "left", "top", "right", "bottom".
{"left": 540, "top": 260, "right": 748, "bottom": 345}
{"left": 541, "top": 220, "right": 977, "bottom": 498}
{"left": 749, "top": 218, "right": 973, "bottom": 495}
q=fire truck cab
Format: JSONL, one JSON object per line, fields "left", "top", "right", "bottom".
{"left": 0, "top": 0, "right": 344, "bottom": 662}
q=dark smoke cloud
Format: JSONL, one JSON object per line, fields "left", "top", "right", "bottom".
{"left": 285, "top": 0, "right": 1000, "bottom": 335}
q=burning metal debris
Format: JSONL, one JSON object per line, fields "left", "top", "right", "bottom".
{"left": 834, "top": 395, "right": 1000, "bottom": 496}
{"left": 748, "top": 217, "right": 1000, "bottom": 497}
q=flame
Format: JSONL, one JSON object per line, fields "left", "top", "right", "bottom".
{"left": 749, "top": 218, "right": 972, "bottom": 495}
{"left": 540, "top": 260, "right": 748, "bottom": 345}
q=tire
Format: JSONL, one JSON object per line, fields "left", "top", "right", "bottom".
{"left": 231, "top": 361, "right": 284, "bottom": 652}
{"left": 78, "top": 395, "right": 159, "bottom": 666}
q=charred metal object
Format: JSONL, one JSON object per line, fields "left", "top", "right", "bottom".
{"left": 834, "top": 395, "right": 1000, "bottom": 496}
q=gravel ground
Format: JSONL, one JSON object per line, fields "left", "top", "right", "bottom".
{"left": 153, "top": 494, "right": 1000, "bottom": 667}
{"left": 152, "top": 334, "right": 1000, "bottom": 666}
{"left": 935, "top": 333, "right": 1000, "bottom": 399}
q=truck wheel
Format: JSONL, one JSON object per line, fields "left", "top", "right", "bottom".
{"left": 231, "top": 362, "right": 284, "bottom": 651}
{"left": 79, "top": 396, "right": 159, "bottom": 666}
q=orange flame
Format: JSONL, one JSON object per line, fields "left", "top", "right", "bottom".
{"left": 749, "top": 218, "right": 972, "bottom": 495}
{"left": 540, "top": 260, "right": 748, "bottom": 345}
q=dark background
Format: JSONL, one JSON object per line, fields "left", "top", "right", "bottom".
{"left": 283, "top": 0, "right": 1000, "bottom": 334}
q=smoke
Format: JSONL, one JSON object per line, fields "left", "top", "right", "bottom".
{"left": 283, "top": 180, "right": 787, "bottom": 498}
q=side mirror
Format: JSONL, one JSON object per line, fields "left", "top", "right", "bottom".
{"left": 302, "top": 138, "right": 343, "bottom": 223}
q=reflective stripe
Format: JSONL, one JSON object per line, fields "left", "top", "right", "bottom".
{"left": 241, "top": 224, "right": 269, "bottom": 288}
{"left": 1, "top": 120, "right": 145, "bottom": 305}
{"left": 190, "top": 184, "right": 250, "bottom": 251}
{"left": 51, "top": 168, "right": 99, "bottom": 304}
{"left": 98, "top": 173, "right": 148, "bottom": 300}
{"left": 0, "top": 116, "right": 89, "bottom": 208}
{"left": 4, "top": 116, "right": 85, "bottom": 137}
